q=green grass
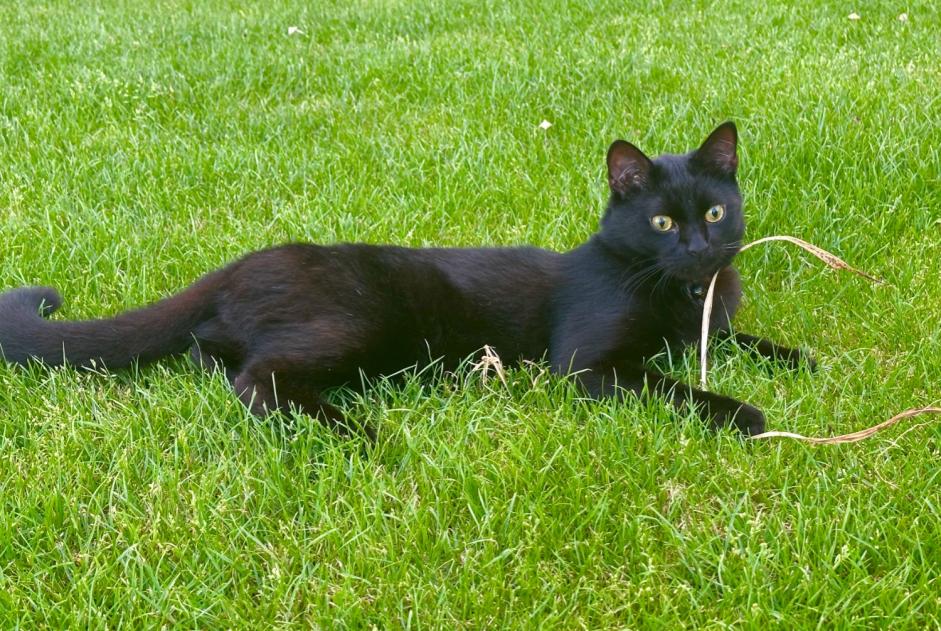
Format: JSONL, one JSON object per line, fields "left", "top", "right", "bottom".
{"left": 1, "top": 0, "right": 940, "bottom": 627}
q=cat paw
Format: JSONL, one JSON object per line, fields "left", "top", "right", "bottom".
{"left": 700, "top": 395, "right": 766, "bottom": 436}
{"left": 730, "top": 403, "right": 766, "bottom": 436}
{"left": 780, "top": 347, "right": 817, "bottom": 372}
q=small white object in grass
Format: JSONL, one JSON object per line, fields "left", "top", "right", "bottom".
{"left": 848, "top": 12, "right": 861, "bottom": 20}
{"left": 898, "top": 12, "right": 908, "bottom": 22}
{"left": 287, "top": 26, "right": 304, "bottom": 36}
{"left": 538, "top": 120, "right": 552, "bottom": 130}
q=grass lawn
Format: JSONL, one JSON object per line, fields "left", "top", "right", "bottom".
{"left": 2, "top": 0, "right": 940, "bottom": 627}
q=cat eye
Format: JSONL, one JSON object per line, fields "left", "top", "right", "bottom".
{"left": 650, "top": 215, "right": 674, "bottom": 232}
{"left": 705, "top": 204, "right": 726, "bottom": 223}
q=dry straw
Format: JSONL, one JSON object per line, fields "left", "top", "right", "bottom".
{"left": 699, "top": 235, "right": 940, "bottom": 444}
{"left": 471, "top": 344, "right": 507, "bottom": 386}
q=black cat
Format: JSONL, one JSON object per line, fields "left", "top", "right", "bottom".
{"left": 0, "top": 122, "right": 812, "bottom": 437}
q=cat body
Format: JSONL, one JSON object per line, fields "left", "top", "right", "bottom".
{"left": 0, "top": 123, "right": 811, "bottom": 436}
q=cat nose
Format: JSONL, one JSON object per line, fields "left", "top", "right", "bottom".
{"left": 686, "top": 238, "right": 708, "bottom": 257}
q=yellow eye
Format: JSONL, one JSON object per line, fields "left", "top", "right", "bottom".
{"left": 705, "top": 204, "right": 726, "bottom": 223}
{"left": 650, "top": 215, "right": 674, "bottom": 232}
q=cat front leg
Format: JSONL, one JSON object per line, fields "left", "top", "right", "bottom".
{"left": 572, "top": 362, "right": 766, "bottom": 436}
{"left": 716, "top": 330, "right": 817, "bottom": 371}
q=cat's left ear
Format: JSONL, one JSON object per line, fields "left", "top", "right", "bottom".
{"left": 692, "top": 121, "right": 738, "bottom": 177}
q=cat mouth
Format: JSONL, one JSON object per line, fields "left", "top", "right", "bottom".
{"left": 660, "top": 244, "right": 741, "bottom": 283}
{"left": 686, "top": 282, "right": 707, "bottom": 301}
{"left": 667, "top": 255, "right": 736, "bottom": 282}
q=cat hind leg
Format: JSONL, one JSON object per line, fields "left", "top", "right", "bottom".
{"left": 229, "top": 320, "right": 377, "bottom": 438}
{"left": 189, "top": 344, "right": 237, "bottom": 383}
{"left": 232, "top": 367, "right": 373, "bottom": 439}
{"left": 189, "top": 317, "right": 245, "bottom": 382}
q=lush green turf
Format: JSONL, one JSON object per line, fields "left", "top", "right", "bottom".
{"left": 1, "top": 0, "right": 940, "bottom": 627}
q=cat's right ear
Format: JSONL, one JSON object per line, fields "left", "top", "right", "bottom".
{"left": 607, "top": 140, "right": 653, "bottom": 197}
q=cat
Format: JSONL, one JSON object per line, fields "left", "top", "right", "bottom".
{"left": 0, "top": 122, "right": 813, "bottom": 438}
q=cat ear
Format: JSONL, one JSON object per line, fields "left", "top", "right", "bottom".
{"left": 692, "top": 121, "right": 738, "bottom": 177}
{"left": 607, "top": 140, "right": 653, "bottom": 196}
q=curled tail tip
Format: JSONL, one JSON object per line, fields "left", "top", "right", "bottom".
{"left": 0, "top": 286, "right": 63, "bottom": 317}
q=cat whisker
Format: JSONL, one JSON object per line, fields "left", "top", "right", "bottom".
{"left": 618, "top": 260, "right": 658, "bottom": 289}
{"left": 620, "top": 264, "right": 664, "bottom": 295}
{"left": 651, "top": 269, "right": 675, "bottom": 296}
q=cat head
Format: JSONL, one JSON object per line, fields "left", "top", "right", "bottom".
{"left": 598, "top": 122, "right": 744, "bottom": 281}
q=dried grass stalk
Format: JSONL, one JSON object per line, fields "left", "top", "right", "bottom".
{"left": 736, "top": 235, "right": 884, "bottom": 283}
{"left": 750, "top": 407, "right": 941, "bottom": 444}
{"left": 698, "top": 235, "right": 939, "bottom": 444}
{"left": 471, "top": 344, "right": 507, "bottom": 386}
{"left": 700, "top": 235, "right": 882, "bottom": 390}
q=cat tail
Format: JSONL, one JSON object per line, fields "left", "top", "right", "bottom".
{"left": 0, "top": 271, "right": 225, "bottom": 370}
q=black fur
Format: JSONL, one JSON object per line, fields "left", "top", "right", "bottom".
{"left": 0, "top": 122, "right": 813, "bottom": 436}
